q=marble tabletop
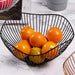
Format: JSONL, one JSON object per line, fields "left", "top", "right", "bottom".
{"left": 0, "top": 0, "right": 75, "bottom": 75}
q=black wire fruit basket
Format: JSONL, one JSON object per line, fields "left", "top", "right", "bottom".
{"left": 0, "top": 12, "right": 74, "bottom": 66}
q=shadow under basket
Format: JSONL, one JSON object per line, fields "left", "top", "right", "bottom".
{"left": 0, "top": 12, "right": 74, "bottom": 66}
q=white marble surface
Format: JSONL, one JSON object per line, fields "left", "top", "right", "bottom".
{"left": 0, "top": 0, "right": 75, "bottom": 75}
{"left": 0, "top": 35, "right": 75, "bottom": 75}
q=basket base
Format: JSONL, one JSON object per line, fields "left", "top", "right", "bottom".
{"left": 24, "top": 56, "right": 49, "bottom": 66}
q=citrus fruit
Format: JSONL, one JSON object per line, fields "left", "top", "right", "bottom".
{"left": 29, "top": 47, "right": 45, "bottom": 64}
{"left": 47, "top": 27, "right": 63, "bottom": 43}
{"left": 41, "top": 41, "right": 58, "bottom": 59}
{"left": 20, "top": 26, "right": 34, "bottom": 40}
{"left": 29, "top": 32, "right": 47, "bottom": 47}
{"left": 13, "top": 40, "right": 31, "bottom": 59}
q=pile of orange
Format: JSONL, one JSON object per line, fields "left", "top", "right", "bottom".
{"left": 13, "top": 26, "right": 63, "bottom": 64}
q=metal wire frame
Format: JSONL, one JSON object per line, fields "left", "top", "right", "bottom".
{"left": 0, "top": 12, "right": 74, "bottom": 66}
{"left": 0, "top": 0, "right": 19, "bottom": 13}
{"left": 63, "top": 52, "right": 75, "bottom": 75}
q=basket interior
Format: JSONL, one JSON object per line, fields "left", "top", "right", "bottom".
{"left": 1, "top": 13, "right": 74, "bottom": 45}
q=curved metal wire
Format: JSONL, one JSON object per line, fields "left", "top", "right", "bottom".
{"left": 63, "top": 52, "right": 75, "bottom": 75}
{"left": 0, "top": 12, "right": 74, "bottom": 65}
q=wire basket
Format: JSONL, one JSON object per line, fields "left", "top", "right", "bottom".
{"left": 0, "top": 12, "right": 74, "bottom": 66}
{"left": 0, "top": 0, "right": 19, "bottom": 13}
{"left": 63, "top": 52, "right": 75, "bottom": 75}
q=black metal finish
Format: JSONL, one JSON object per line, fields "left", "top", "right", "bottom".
{"left": 0, "top": 31, "right": 1, "bottom": 37}
{"left": 0, "top": 12, "right": 74, "bottom": 66}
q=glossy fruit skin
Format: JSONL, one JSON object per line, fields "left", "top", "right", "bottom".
{"left": 41, "top": 41, "right": 58, "bottom": 59}
{"left": 47, "top": 27, "right": 63, "bottom": 43}
{"left": 29, "top": 47, "right": 45, "bottom": 64}
{"left": 0, "top": 0, "right": 13, "bottom": 10}
{"left": 29, "top": 32, "right": 47, "bottom": 47}
{"left": 13, "top": 40, "right": 31, "bottom": 59}
{"left": 20, "top": 26, "right": 34, "bottom": 40}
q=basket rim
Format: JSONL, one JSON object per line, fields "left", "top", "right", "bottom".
{"left": 1, "top": 12, "right": 75, "bottom": 35}
{"left": 0, "top": 12, "right": 74, "bottom": 56}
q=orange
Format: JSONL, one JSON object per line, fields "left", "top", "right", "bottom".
{"left": 20, "top": 26, "right": 34, "bottom": 40}
{"left": 41, "top": 41, "right": 58, "bottom": 59}
{"left": 13, "top": 40, "right": 31, "bottom": 59}
{"left": 29, "top": 47, "right": 45, "bottom": 64}
{"left": 29, "top": 32, "right": 47, "bottom": 47}
{"left": 47, "top": 27, "right": 63, "bottom": 43}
